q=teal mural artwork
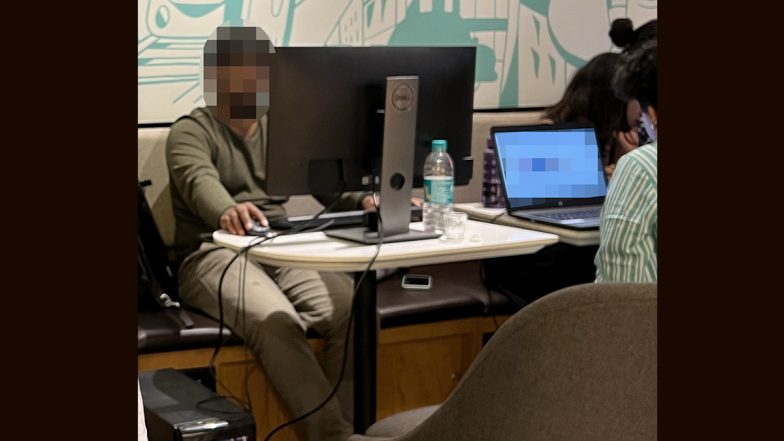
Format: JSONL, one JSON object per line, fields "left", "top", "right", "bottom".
{"left": 139, "top": 0, "right": 247, "bottom": 123}
{"left": 494, "top": 0, "right": 657, "bottom": 107}
{"left": 138, "top": 0, "right": 304, "bottom": 123}
{"left": 499, "top": 36, "right": 519, "bottom": 107}
{"left": 280, "top": 0, "right": 306, "bottom": 46}
{"left": 138, "top": 0, "right": 656, "bottom": 124}
{"left": 385, "top": 0, "right": 506, "bottom": 84}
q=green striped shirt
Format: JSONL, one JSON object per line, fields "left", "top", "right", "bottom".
{"left": 595, "top": 142, "right": 657, "bottom": 282}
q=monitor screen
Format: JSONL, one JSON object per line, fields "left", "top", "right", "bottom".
{"left": 263, "top": 46, "right": 476, "bottom": 196}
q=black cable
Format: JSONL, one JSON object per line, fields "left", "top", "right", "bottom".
{"left": 199, "top": 233, "right": 276, "bottom": 412}
{"left": 212, "top": 184, "right": 349, "bottom": 355}
{"left": 195, "top": 394, "right": 251, "bottom": 414}
{"left": 481, "top": 210, "right": 505, "bottom": 331}
{"left": 479, "top": 260, "right": 500, "bottom": 331}
{"left": 211, "top": 234, "right": 272, "bottom": 368}
{"left": 204, "top": 186, "right": 350, "bottom": 411}
{"left": 263, "top": 183, "right": 384, "bottom": 441}
{"left": 225, "top": 222, "right": 342, "bottom": 411}
{"left": 263, "top": 241, "right": 382, "bottom": 441}
{"left": 237, "top": 245, "right": 252, "bottom": 410}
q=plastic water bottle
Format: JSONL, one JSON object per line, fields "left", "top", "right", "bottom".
{"left": 423, "top": 139, "right": 454, "bottom": 232}
{"left": 482, "top": 138, "right": 506, "bottom": 208}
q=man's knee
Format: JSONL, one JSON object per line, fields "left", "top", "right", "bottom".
{"left": 324, "top": 273, "right": 354, "bottom": 319}
{"left": 246, "top": 311, "right": 307, "bottom": 353}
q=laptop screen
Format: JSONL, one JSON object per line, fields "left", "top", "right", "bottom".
{"left": 493, "top": 125, "right": 608, "bottom": 209}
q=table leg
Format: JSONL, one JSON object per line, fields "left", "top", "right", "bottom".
{"left": 353, "top": 270, "right": 377, "bottom": 434}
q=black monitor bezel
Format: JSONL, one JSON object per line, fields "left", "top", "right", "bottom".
{"left": 263, "top": 46, "right": 476, "bottom": 197}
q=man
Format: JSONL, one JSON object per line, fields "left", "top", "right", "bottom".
{"left": 166, "top": 20, "right": 371, "bottom": 441}
{"left": 594, "top": 40, "right": 657, "bottom": 282}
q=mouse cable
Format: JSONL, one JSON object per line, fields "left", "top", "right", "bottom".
{"left": 203, "top": 187, "right": 351, "bottom": 409}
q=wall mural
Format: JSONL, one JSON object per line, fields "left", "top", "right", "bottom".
{"left": 138, "top": 0, "right": 657, "bottom": 124}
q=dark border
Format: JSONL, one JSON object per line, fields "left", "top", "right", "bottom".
{"left": 5, "top": 3, "right": 139, "bottom": 439}
{"left": 661, "top": 2, "right": 777, "bottom": 437}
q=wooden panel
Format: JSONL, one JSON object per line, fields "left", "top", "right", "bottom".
{"left": 138, "top": 346, "right": 249, "bottom": 372}
{"left": 377, "top": 334, "right": 467, "bottom": 419}
{"left": 138, "top": 348, "right": 211, "bottom": 372}
{"left": 213, "top": 340, "right": 324, "bottom": 441}
{"left": 374, "top": 316, "right": 509, "bottom": 419}
{"left": 379, "top": 316, "right": 505, "bottom": 345}
{"left": 216, "top": 357, "right": 303, "bottom": 441}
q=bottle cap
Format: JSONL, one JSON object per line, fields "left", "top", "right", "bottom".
{"left": 432, "top": 139, "right": 447, "bottom": 151}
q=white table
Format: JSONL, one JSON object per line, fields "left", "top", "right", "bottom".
{"left": 213, "top": 220, "right": 558, "bottom": 270}
{"left": 454, "top": 203, "right": 600, "bottom": 247}
{"left": 213, "top": 220, "right": 558, "bottom": 432}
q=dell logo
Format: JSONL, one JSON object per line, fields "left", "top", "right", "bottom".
{"left": 392, "top": 84, "right": 414, "bottom": 112}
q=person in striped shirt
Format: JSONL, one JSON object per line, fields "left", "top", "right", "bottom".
{"left": 595, "top": 40, "right": 657, "bottom": 282}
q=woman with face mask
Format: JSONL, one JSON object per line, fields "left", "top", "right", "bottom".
{"left": 605, "top": 18, "right": 658, "bottom": 179}
{"left": 594, "top": 39, "right": 658, "bottom": 282}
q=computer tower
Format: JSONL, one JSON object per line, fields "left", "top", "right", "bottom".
{"left": 139, "top": 369, "right": 255, "bottom": 441}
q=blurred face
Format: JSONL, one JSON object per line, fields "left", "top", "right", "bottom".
{"left": 205, "top": 62, "right": 270, "bottom": 124}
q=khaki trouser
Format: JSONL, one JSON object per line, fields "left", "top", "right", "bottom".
{"left": 179, "top": 242, "right": 354, "bottom": 441}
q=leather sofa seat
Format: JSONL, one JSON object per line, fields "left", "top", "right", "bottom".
{"left": 377, "top": 261, "right": 513, "bottom": 328}
{"left": 138, "top": 261, "right": 512, "bottom": 354}
{"left": 138, "top": 308, "right": 240, "bottom": 354}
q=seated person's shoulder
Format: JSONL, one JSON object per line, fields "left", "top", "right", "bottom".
{"left": 166, "top": 109, "right": 224, "bottom": 153}
{"left": 168, "top": 108, "right": 217, "bottom": 138}
{"left": 616, "top": 142, "right": 657, "bottom": 182}
{"left": 625, "top": 142, "right": 657, "bottom": 165}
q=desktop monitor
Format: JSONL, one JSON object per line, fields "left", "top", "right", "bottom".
{"left": 264, "top": 46, "right": 475, "bottom": 243}
{"left": 263, "top": 46, "right": 476, "bottom": 197}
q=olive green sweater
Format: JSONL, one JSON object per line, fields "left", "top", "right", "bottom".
{"left": 166, "top": 107, "right": 363, "bottom": 258}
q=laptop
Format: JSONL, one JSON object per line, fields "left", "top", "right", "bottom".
{"left": 492, "top": 123, "right": 608, "bottom": 230}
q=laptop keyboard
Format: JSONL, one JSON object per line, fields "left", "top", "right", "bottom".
{"left": 536, "top": 207, "right": 602, "bottom": 220}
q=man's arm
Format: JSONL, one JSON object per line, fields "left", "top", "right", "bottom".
{"left": 315, "top": 192, "right": 423, "bottom": 212}
{"left": 166, "top": 119, "right": 236, "bottom": 230}
{"left": 314, "top": 192, "right": 369, "bottom": 212}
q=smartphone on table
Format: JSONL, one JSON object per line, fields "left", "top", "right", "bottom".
{"left": 401, "top": 274, "right": 432, "bottom": 291}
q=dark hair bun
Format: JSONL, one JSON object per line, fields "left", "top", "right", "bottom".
{"left": 610, "top": 18, "right": 634, "bottom": 48}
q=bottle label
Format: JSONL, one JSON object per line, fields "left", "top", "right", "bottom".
{"left": 424, "top": 176, "right": 454, "bottom": 205}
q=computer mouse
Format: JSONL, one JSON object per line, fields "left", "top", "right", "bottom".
{"left": 246, "top": 221, "right": 270, "bottom": 237}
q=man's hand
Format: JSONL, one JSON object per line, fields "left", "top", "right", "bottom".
{"left": 220, "top": 202, "right": 268, "bottom": 235}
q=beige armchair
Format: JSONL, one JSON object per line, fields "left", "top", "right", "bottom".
{"left": 349, "top": 283, "right": 657, "bottom": 441}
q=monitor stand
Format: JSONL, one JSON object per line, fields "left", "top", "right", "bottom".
{"left": 326, "top": 76, "right": 441, "bottom": 245}
{"left": 325, "top": 227, "right": 439, "bottom": 244}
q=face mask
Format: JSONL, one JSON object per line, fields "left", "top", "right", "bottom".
{"left": 641, "top": 111, "right": 657, "bottom": 143}
{"left": 637, "top": 119, "right": 651, "bottom": 146}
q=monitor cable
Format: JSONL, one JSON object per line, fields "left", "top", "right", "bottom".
{"left": 262, "top": 181, "right": 384, "bottom": 441}
{"left": 478, "top": 260, "right": 501, "bottom": 331}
